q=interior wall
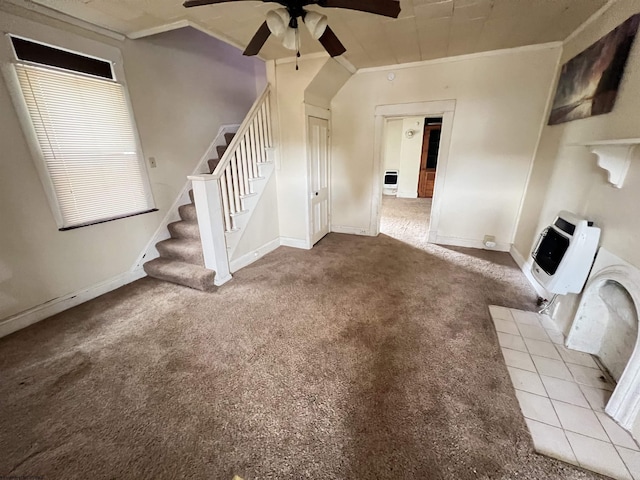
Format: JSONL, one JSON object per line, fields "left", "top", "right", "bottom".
{"left": 270, "top": 56, "right": 329, "bottom": 244}
{"left": 330, "top": 45, "right": 561, "bottom": 247}
{"left": 0, "top": 8, "right": 264, "bottom": 321}
{"left": 231, "top": 174, "right": 280, "bottom": 261}
{"left": 268, "top": 55, "right": 352, "bottom": 245}
{"left": 304, "top": 57, "right": 352, "bottom": 109}
{"left": 382, "top": 118, "right": 403, "bottom": 173}
{"left": 398, "top": 116, "right": 426, "bottom": 198}
{"left": 513, "top": 0, "right": 640, "bottom": 333}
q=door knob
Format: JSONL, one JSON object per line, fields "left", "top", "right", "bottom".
{"left": 315, "top": 192, "right": 319, "bottom": 196}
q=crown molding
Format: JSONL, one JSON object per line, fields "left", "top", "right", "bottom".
{"left": 563, "top": 0, "right": 618, "bottom": 45}
{"left": 1, "top": 0, "right": 125, "bottom": 41}
{"left": 357, "top": 41, "right": 563, "bottom": 74}
{"left": 127, "top": 18, "right": 247, "bottom": 54}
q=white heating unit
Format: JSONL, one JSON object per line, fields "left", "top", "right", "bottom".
{"left": 531, "top": 210, "right": 601, "bottom": 295}
{"left": 383, "top": 170, "right": 399, "bottom": 195}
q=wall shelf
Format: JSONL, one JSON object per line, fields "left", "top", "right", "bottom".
{"left": 579, "top": 139, "right": 640, "bottom": 188}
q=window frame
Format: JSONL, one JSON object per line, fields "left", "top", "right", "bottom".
{"left": 1, "top": 31, "right": 156, "bottom": 230}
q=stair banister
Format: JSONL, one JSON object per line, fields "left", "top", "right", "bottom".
{"left": 211, "top": 85, "right": 271, "bottom": 179}
{"left": 188, "top": 84, "right": 274, "bottom": 286}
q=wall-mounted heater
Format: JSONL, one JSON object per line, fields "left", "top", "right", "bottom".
{"left": 383, "top": 169, "right": 399, "bottom": 195}
{"left": 531, "top": 211, "right": 601, "bottom": 295}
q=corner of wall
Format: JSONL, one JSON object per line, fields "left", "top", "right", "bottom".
{"left": 509, "top": 243, "right": 550, "bottom": 299}
{"left": 510, "top": 44, "right": 563, "bottom": 255}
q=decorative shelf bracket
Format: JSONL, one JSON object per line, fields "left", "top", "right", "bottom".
{"left": 582, "top": 139, "right": 640, "bottom": 189}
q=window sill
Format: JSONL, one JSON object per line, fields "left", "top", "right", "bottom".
{"left": 58, "top": 208, "right": 158, "bottom": 231}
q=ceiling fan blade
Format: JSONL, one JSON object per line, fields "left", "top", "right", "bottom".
{"left": 184, "top": 0, "right": 252, "bottom": 8}
{"left": 318, "top": 26, "right": 346, "bottom": 57}
{"left": 243, "top": 21, "right": 272, "bottom": 56}
{"left": 318, "top": 0, "right": 401, "bottom": 18}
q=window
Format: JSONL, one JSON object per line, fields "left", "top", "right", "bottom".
{"left": 8, "top": 36, "right": 155, "bottom": 230}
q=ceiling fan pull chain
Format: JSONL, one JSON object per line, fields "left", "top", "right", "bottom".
{"left": 295, "top": 28, "right": 300, "bottom": 71}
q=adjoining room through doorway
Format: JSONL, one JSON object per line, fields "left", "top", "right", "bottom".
{"left": 380, "top": 116, "right": 442, "bottom": 244}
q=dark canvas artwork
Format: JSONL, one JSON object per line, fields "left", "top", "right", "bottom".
{"left": 548, "top": 14, "right": 640, "bottom": 125}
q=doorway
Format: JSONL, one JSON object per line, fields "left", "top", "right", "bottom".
{"left": 372, "top": 100, "right": 455, "bottom": 244}
{"left": 308, "top": 115, "right": 330, "bottom": 245}
{"left": 378, "top": 115, "right": 444, "bottom": 243}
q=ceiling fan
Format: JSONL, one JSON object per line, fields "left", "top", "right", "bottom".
{"left": 183, "top": 0, "right": 402, "bottom": 58}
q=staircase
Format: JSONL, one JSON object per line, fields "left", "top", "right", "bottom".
{"left": 142, "top": 85, "right": 274, "bottom": 291}
{"left": 143, "top": 132, "right": 236, "bottom": 291}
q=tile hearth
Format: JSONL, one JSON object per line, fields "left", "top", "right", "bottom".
{"left": 490, "top": 306, "right": 640, "bottom": 480}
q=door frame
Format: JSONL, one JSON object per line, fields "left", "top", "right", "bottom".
{"left": 373, "top": 100, "right": 455, "bottom": 243}
{"left": 305, "top": 103, "right": 331, "bottom": 247}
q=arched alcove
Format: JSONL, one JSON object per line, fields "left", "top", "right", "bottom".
{"left": 567, "top": 261, "right": 640, "bottom": 439}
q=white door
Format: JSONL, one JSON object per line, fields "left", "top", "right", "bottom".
{"left": 308, "top": 116, "right": 330, "bottom": 245}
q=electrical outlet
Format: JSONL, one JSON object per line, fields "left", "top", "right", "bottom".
{"left": 149, "top": 156, "right": 157, "bottom": 168}
{"left": 483, "top": 235, "right": 497, "bottom": 248}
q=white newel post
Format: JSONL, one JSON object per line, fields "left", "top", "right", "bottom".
{"left": 188, "top": 174, "right": 232, "bottom": 286}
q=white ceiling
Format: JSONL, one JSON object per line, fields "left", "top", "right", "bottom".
{"left": 26, "top": 0, "right": 607, "bottom": 68}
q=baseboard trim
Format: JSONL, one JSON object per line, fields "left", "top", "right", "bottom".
{"left": 330, "top": 225, "right": 373, "bottom": 236}
{"left": 0, "top": 267, "right": 146, "bottom": 339}
{"left": 509, "top": 245, "right": 550, "bottom": 298}
{"left": 435, "top": 235, "right": 510, "bottom": 252}
{"left": 280, "top": 237, "right": 312, "bottom": 250}
{"left": 509, "top": 244, "right": 528, "bottom": 270}
{"left": 397, "top": 192, "right": 418, "bottom": 199}
{"left": 213, "top": 272, "right": 233, "bottom": 287}
{"left": 230, "top": 238, "right": 281, "bottom": 273}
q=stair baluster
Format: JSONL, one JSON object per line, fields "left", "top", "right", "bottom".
{"left": 186, "top": 85, "right": 274, "bottom": 286}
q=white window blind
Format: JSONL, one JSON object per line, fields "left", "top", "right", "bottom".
{"left": 15, "top": 63, "right": 155, "bottom": 229}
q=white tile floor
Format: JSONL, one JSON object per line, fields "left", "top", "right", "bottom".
{"left": 490, "top": 306, "right": 640, "bottom": 480}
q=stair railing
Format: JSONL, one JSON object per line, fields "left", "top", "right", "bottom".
{"left": 188, "top": 84, "right": 274, "bottom": 286}
{"left": 212, "top": 85, "right": 273, "bottom": 232}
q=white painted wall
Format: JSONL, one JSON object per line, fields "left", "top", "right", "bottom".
{"left": 397, "top": 116, "right": 425, "bottom": 198}
{"left": 231, "top": 174, "right": 280, "bottom": 261}
{"left": 304, "top": 57, "right": 352, "bottom": 110}
{"left": 269, "top": 57, "right": 326, "bottom": 245}
{"left": 383, "top": 118, "right": 403, "bottom": 173}
{"left": 330, "top": 45, "right": 561, "bottom": 247}
{"left": 0, "top": 8, "right": 264, "bottom": 321}
{"left": 268, "top": 56, "right": 352, "bottom": 245}
{"left": 513, "top": 0, "right": 640, "bottom": 334}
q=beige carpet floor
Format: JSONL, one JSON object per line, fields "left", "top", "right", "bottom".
{"left": 380, "top": 196, "right": 432, "bottom": 246}
{"left": 0, "top": 200, "right": 604, "bottom": 479}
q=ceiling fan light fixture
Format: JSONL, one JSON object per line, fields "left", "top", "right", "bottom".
{"left": 304, "top": 11, "right": 328, "bottom": 40}
{"left": 282, "top": 27, "right": 298, "bottom": 50}
{"left": 186, "top": 0, "right": 401, "bottom": 59}
{"left": 266, "top": 8, "right": 290, "bottom": 38}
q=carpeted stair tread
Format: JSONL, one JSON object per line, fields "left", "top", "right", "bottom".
{"left": 143, "top": 258, "right": 215, "bottom": 291}
{"left": 168, "top": 220, "right": 200, "bottom": 240}
{"left": 208, "top": 158, "right": 221, "bottom": 173}
{"left": 178, "top": 203, "right": 197, "bottom": 222}
{"left": 156, "top": 238, "right": 204, "bottom": 265}
{"left": 142, "top": 128, "right": 239, "bottom": 289}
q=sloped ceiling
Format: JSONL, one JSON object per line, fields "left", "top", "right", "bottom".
{"left": 25, "top": 0, "right": 607, "bottom": 68}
